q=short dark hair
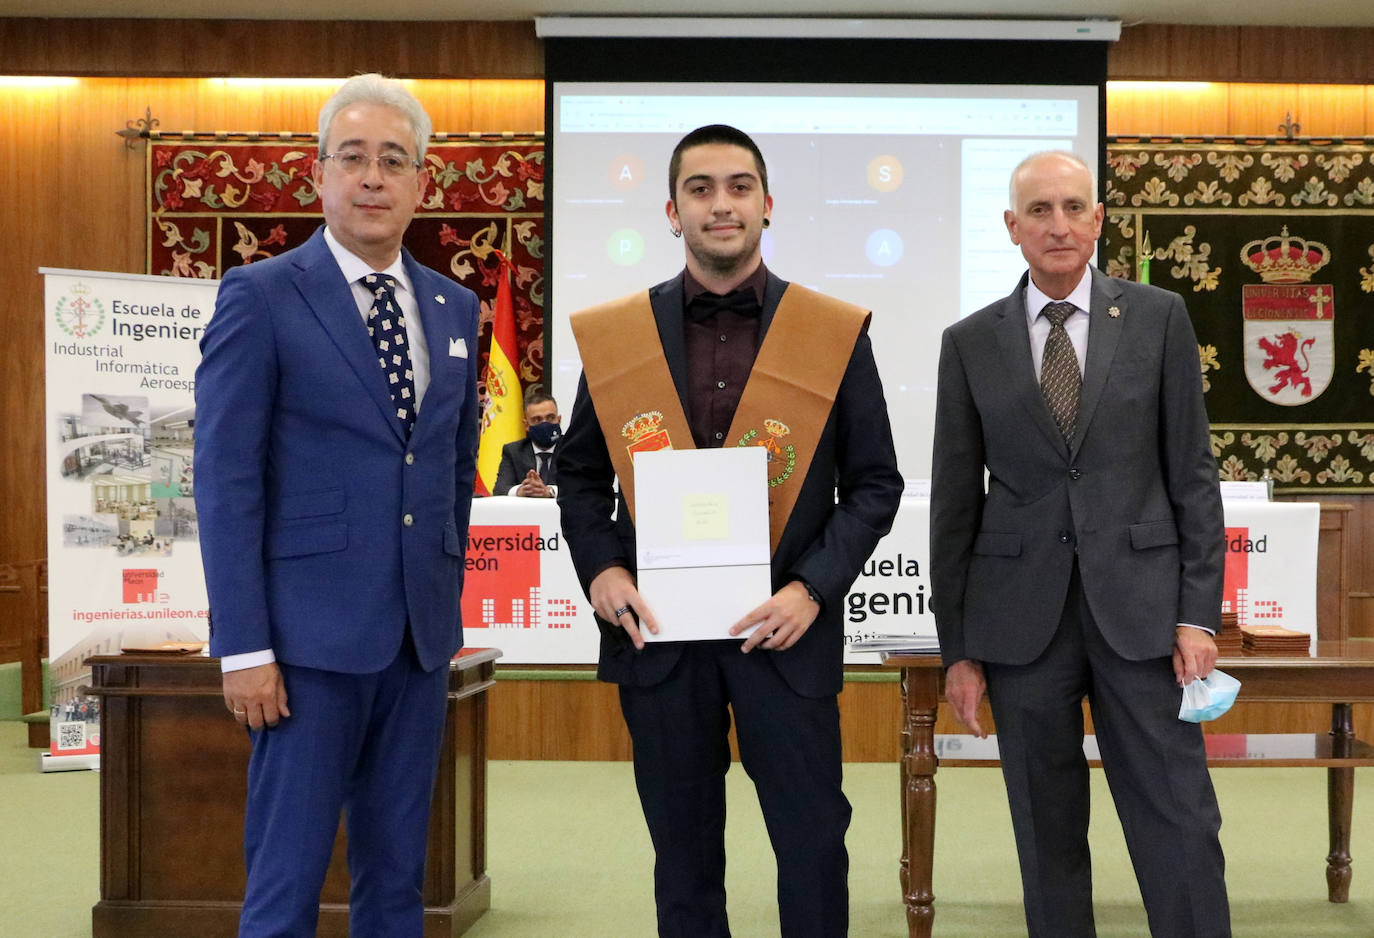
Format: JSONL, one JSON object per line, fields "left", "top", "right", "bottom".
{"left": 523, "top": 387, "right": 556, "bottom": 411}
{"left": 668, "top": 124, "right": 769, "bottom": 199}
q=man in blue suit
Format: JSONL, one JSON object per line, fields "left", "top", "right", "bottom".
{"left": 194, "top": 73, "right": 479, "bottom": 937}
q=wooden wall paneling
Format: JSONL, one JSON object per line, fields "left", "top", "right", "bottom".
{"left": 1109, "top": 25, "right": 1243, "bottom": 83}
{"left": 1237, "top": 27, "right": 1374, "bottom": 86}
{"left": 466, "top": 79, "right": 545, "bottom": 133}
{"left": 1105, "top": 82, "right": 1231, "bottom": 138}
{"left": 1317, "top": 504, "right": 1353, "bottom": 644}
{"left": 1352, "top": 498, "right": 1374, "bottom": 641}
{"left": 487, "top": 678, "right": 1372, "bottom": 762}
{"left": 1226, "top": 82, "right": 1301, "bottom": 138}
{"left": 0, "top": 564, "right": 20, "bottom": 664}
{"left": 1109, "top": 25, "right": 1374, "bottom": 85}
{"left": 1290, "top": 84, "right": 1371, "bottom": 138}
{"left": 0, "top": 20, "right": 544, "bottom": 79}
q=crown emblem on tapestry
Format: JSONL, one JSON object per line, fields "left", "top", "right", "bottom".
{"left": 1240, "top": 226, "right": 1331, "bottom": 283}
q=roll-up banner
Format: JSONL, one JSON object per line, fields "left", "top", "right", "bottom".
{"left": 42, "top": 268, "right": 218, "bottom": 771}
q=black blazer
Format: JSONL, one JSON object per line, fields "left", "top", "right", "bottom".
{"left": 557, "top": 271, "right": 904, "bottom": 697}
{"left": 493, "top": 438, "right": 557, "bottom": 494}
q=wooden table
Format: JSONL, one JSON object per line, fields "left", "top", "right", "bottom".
{"left": 87, "top": 648, "right": 498, "bottom": 938}
{"left": 883, "top": 644, "right": 1374, "bottom": 938}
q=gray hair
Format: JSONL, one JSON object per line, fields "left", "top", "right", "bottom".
{"left": 1008, "top": 150, "right": 1095, "bottom": 210}
{"left": 318, "top": 73, "right": 432, "bottom": 161}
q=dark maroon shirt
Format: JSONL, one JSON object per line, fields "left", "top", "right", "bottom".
{"left": 681, "top": 264, "right": 768, "bottom": 449}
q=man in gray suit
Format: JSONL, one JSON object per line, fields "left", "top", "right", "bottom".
{"left": 930, "top": 151, "right": 1230, "bottom": 938}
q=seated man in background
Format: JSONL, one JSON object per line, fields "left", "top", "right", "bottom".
{"left": 494, "top": 388, "right": 561, "bottom": 497}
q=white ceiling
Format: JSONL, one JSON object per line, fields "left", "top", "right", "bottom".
{"left": 0, "top": 0, "right": 1366, "bottom": 28}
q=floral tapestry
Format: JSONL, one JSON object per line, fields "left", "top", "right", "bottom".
{"left": 146, "top": 135, "right": 546, "bottom": 392}
{"left": 1105, "top": 139, "right": 1374, "bottom": 493}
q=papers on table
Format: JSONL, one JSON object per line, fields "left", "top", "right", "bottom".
{"left": 634, "top": 447, "right": 771, "bottom": 641}
{"left": 848, "top": 634, "right": 941, "bottom": 654}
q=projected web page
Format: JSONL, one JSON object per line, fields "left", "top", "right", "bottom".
{"left": 549, "top": 82, "right": 1099, "bottom": 479}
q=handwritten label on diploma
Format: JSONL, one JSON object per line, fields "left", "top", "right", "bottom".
{"left": 682, "top": 493, "right": 730, "bottom": 541}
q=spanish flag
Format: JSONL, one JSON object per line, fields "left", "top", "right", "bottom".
{"left": 475, "top": 250, "right": 523, "bottom": 496}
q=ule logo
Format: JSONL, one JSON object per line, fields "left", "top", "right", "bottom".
{"left": 1223, "top": 526, "right": 1283, "bottom": 627}
{"left": 54, "top": 281, "right": 106, "bottom": 340}
{"left": 122, "top": 568, "right": 160, "bottom": 604}
{"left": 1240, "top": 226, "right": 1334, "bottom": 405}
{"left": 461, "top": 525, "right": 568, "bottom": 630}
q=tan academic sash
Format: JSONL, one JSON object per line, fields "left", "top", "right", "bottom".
{"left": 570, "top": 283, "right": 869, "bottom": 552}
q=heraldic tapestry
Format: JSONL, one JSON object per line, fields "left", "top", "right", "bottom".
{"left": 1105, "top": 140, "right": 1374, "bottom": 493}
{"left": 146, "top": 135, "right": 545, "bottom": 392}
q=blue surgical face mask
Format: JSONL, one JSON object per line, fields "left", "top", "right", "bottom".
{"left": 527, "top": 421, "right": 561, "bottom": 448}
{"left": 1178, "top": 669, "right": 1241, "bottom": 723}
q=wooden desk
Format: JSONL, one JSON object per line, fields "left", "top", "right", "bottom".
{"left": 87, "top": 648, "right": 498, "bottom": 938}
{"left": 884, "top": 644, "right": 1374, "bottom": 938}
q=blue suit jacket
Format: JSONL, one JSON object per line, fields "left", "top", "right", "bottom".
{"left": 194, "top": 228, "right": 479, "bottom": 674}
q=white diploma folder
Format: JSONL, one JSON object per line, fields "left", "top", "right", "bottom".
{"left": 634, "top": 447, "right": 772, "bottom": 641}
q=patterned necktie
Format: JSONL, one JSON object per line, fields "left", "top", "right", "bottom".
{"left": 363, "top": 273, "right": 416, "bottom": 436}
{"left": 537, "top": 450, "right": 556, "bottom": 484}
{"left": 1039, "top": 301, "right": 1081, "bottom": 443}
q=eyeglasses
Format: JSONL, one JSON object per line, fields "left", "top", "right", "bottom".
{"left": 320, "top": 150, "right": 420, "bottom": 177}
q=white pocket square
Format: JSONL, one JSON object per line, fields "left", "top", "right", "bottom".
{"left": 449, "top": 337, "right": 468, "bottom": 358}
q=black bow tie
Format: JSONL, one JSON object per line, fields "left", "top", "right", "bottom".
{"left": 686, "top": 288, "right": 761, "bottom": 323}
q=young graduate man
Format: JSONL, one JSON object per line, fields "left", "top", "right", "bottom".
{"left": 930, "top": 151, "right": 1230, "bottom": 937}
{"left": 195, "top": 74, "right": 480, "bottom": 937}
{"left": 556, "top": 124, "right": 903, "bottom": 938}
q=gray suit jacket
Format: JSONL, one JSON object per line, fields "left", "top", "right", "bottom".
{"left": 929, "top": 268, "right": 1224, "bottom": 669}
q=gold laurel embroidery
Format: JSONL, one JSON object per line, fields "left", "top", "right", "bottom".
{"left": 1345, "top": 178, "right": 1374, "bottom": 207}
{"left": 1219, "top": 454, "right": 1258, "bottom": 481}
{"left": 1270, "top": 454, "right": 1312, "bottom": 484}
{"left": 1238, "top": 176, "right": 1285, "bottom": 207}
{"left": 1210, "top": 430, "right": 1236, "bottom": 458}
{"left": 1261, "top": 152, "right": 1308, "bottom": 183}
{"left": 1154, "top": 152, "right": 1202, "bottom": 182}
{"left": 1131, "top": 177, "right": 1179, "bottom": 207}
{"left": 1240, "top": 431, "right": 1288, "bottom": 462}
{"left": 1108, "top": 213, "right": 1135, "bottom": 241}
{"left": 1316, "top": 455, "right": 1364, "bottom": 484}
{"left": 1359, "top": 249, "right": 1374, "bottom": 293}
{"left": 1198, "top": 344, "right": 1220, "bottom": 392}
{"left": 1104, "top": 182, "right": 1127, "bottom": 207}
{"left": 1108, "top": 151, "right": 1149, "bottom": 180}
{"left": 1105, "top": 251, "right": 1133, "bottom": 280}
{"left": 1295, "top": 431, "right": 1342, "bottom": 462}
{"left": 1184, "top": 180, "right": 1232, "bottom": 206}
{"left": 1358, "top": 348, "right": 1374, "bottom": 393}
{"left": 1205, "top": 152, "right": 1253, "bottom": 183}
{"left": 1315, "top": 152, "right": 1363, "bottom": 184}
{"left": 1292, "top": 175, "right": 1339, "bottom": 207}
{"left": 1155, "top": 225, "right": 1220, "bottom": 291}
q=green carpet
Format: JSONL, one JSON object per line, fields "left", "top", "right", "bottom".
{"left": 2, "top": 722, "right": 1371, "bottom": 936}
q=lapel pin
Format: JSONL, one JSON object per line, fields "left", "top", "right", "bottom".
{"left": 435, "top": 295, "right": 446, "bottom": 304}
{"left": 1107, "top": 306, "right": 1121, "bottom": 318}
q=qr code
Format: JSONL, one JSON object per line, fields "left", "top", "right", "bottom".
{"left": 57, "top": 721, "right": 87, "bottom": 751}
